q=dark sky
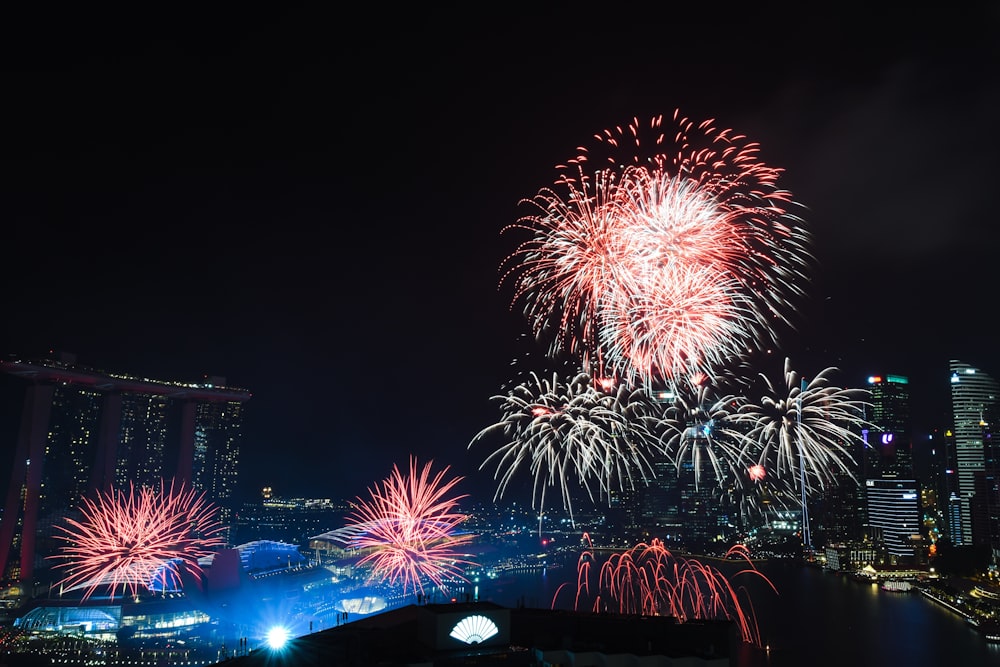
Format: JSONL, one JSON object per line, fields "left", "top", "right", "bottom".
{"left": 1, "top": 6, "right": 998, "bottom": 505}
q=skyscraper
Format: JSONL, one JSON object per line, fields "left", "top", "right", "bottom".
{"left": 948, "top": 360, "right": 999, "bottom": 546}
{"left": 975, "top": 400, "right": 999, "bottom": 561}
{"left": 812, "top": 463, "right": 867, "bottom": 546}
{"left": 0, "top": 353, "right": 251, "bottom": 597}
{"left": 927, "top": 427, "right": 961, "bottom": 544}
{"left": 865, "top": 478, "right": 922, "bottom": 561}
{"left": 865, "top": 374, "right": 912, "bottom": 478}
{"left": 640, "top": 454, "right": 682, "bottom": 541}
{"left": 676, "top": 458, "right": 733, "bottom": 549}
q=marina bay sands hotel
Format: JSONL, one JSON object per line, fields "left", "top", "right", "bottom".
{"left": 0, "top": 353, "right": 251, "bottom": 599}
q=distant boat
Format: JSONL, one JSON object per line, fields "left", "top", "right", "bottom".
{"left": 880, "top": 580, "right": 913, "bottom": 592}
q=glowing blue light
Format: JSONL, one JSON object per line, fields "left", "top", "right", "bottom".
{"left": 267, "top": 626, "right": 291, "bottom": 650}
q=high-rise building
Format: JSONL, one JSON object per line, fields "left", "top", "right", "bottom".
{"left": 923, "top": 428, "right": 950, "bottom": 539}
{"left": 866, "top": 374, "right": 911, "bottom": 432}
{"left": 640, "top": 444, "right": 737, "bottom": 549}
{"left": 926, "top": 427, "right": 963, "bottom": 544}
{"left": 865, "top": 478, "right": 921, "bottom": 561}
{"left": 189, "top": 399, "right": 246, "bottom": 528}
{"left": 812, "top": 463, "right": 867, "bottom": 546}
{"left": 975, "top": 401, "right": 1000, "bottom": 561}
{"left": 676, "top": 458, "right": 734, "bottom": 549}
{"left": 0, "top": 353, "right": 251, "bottom": 597}
{"left": 606, "top": 486, "right": 642, "bottom": 534}
{"left": 640, "top": 454, "right": 682, "bottom": 541}
{"left": 865, "top": 374, "right": 912, "bottom": 478}
{"left": 948, "top": 360, "right": 999, "bottom": 546}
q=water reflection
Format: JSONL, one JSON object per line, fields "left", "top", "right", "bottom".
{"left": 474, "top": 558, "right": 1000, "bottom": 667}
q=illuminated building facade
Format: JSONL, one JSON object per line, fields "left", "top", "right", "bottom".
{"left": 115, "top": 392, "right": 171, "bottom": 490}
{"left": 639, "top": 455, "right": 737, "bottom": 549}
{"left": 865, "top": 478, "right": 921, "bottom": 560}
{"left": 190, "top": 400, "right": 245, "bottom": 529}
{"left": 642, "top": 386, "right": 740, "bottom": 548}
{"left": 0, "top": 353, "right": 251, "bottom": 596}
{"left": 233, "top": 494, "right": 347, "bottom": 547}
{"left": 220, "top": 600, "right": 738, "bottom": 666}
{"left": 824, "top": 542, "right": 878, "bottom": 572}
{"left": 925, "top": 427, "right": 961, "bottom": 544}
{"left": 949, "top": 360, "right": 998, "bottom": 546}
{"left": 805, "top": 377, "right": 884, "bottom": 549}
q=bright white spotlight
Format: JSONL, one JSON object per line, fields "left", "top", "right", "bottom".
{"left": 266, "top": 626, "right": 291, "bottom": 650}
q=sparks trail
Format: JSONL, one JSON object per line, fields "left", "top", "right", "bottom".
{"left": 553, "top": 535, "right": 775, "bottom": 647}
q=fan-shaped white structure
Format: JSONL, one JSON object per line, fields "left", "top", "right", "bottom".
{"left": 449, "top": 614, "right": 499, "bottom": 644}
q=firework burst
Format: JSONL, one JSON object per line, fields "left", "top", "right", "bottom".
{"left": 600, "top": 263, "right": 758, "bottom": 387}
{"left": 50, "top": 480, "right": 224, "bottom": 601}
{"left": 732, "top": 357, "right": 870, "bottom": 493}
{"left": 342, "top": 458, "right": 475, "bottom": 596}
{"left": 469, "top": 370, "right": 666, "bottom": 528}
{"left": 502, "top": 111, "right": 813, "bottom": 388}
{"left": 657, "top": 362, "right": 870, "bottom": 523}
{"left": 661, "top": 372, "right": 751, "bottom": 491}
{"left": 553, "top": 535, "right": 774, "bottom": 647}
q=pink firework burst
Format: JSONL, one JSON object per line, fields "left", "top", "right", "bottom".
{"left": 503, "top": 168, "right": 626, "bottom": 375}
{"left": 344, "top": 458, "right": 475, "bottom": 596}
{"left": 50, "top": 480, "right": 224, "bottom": 601}
{"left": 503, "top": 111, "right": 813, "bottom": 388}
{"left": 600, "top": 263, "right": 756, "bottom": 385}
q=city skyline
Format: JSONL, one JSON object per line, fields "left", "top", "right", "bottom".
{"left": 2, "top": 7, "right": 999, "bottom": 505}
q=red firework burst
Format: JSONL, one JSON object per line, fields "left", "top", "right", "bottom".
{"left": 503, "top": 110, "right": 813, "bottom": 388}
{"left": 50, "top": 480, "right": 224, "bottom": 601}
{"left": 344, "top": 458, "right": 475, "bottom": 595}
{"left": 553, "top": 536, "right": 775, "bottom": 647}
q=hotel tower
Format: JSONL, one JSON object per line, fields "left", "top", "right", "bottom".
{"left": 0, "top": 353, "right": 251, "bottom": 597}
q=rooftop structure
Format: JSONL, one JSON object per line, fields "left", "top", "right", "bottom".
{"left": 217, "top": 600, "right": 737, "bottom": 666}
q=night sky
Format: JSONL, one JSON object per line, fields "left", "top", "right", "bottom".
{"left": 1, "top": 7, "right": 999, "bottom": 506}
